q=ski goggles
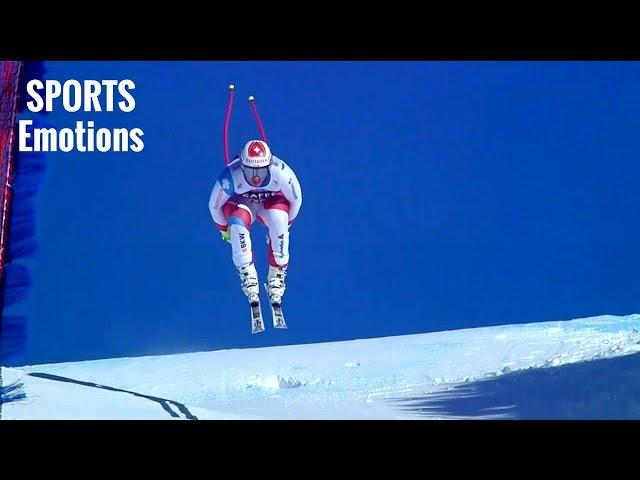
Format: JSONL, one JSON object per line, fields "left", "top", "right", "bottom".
{"left": 241, "top": 165, "right": 269, "bottom": 186}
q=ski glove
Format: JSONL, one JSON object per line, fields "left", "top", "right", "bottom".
{"left": 221, "top": 228, "right": 231, "bottom": 243}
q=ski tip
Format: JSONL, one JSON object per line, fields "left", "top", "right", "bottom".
{"left": 248, "top": 95, "right": 255, "bottom": 102}
{"left": 228, "top": 84, "right": 235, "bottom": 90}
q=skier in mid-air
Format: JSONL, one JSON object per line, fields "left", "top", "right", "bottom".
{"left": 209, "top": 139, "right": 302, "bottom": 329}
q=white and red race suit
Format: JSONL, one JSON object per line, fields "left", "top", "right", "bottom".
{"left": 209, "top": 155, "right": 302, "bottom": 268}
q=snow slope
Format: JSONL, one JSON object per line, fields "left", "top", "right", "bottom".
{"left": 3, "top": 313, "right": 640, "bottom": 419}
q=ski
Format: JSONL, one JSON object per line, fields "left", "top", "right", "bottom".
{"left": 250, "top": 299, "right": 265, "bottom": 333}
{"left": 271, "top": 302, "right": 287, "bottom": 329}
{"left": 264, "top": 283, "right": 287, "bottom": 329}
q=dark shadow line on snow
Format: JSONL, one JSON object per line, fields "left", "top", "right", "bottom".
{"left": 390, "top": 351, "right": 640, "bottom": 420}
{"left": 28, "top": 372, "right": 198, "bottom": 420}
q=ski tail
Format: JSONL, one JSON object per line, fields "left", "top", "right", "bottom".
{"left": 250, "top": 299, "right": 265, "bottom": 333}
{"left": 263, "top": 283, "right": 287, "bottom": 329}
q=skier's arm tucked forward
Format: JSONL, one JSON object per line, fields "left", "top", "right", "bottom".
{"left": 208, "top": 166, "right": 234, "bottom": 236}
{"left": 279, "top": 161, "right": 302, "bottom": 225}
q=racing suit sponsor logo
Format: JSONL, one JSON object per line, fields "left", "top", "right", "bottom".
{"left": 277, "top": 233, "right": 285, "bottom": 256}
{"left": 242, "top": 190, "right": 280, "bottom": 203}
{"left": 212, "top": 189, "right": 225, "bottom": 209}
{"left": 288, "top": 178, "right": 298, "bottom": 200}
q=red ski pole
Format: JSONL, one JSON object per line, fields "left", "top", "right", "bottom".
{"left": 223, "top": 84, "right": 235, "bottom": 165}
{"left": 249, "top": 95, "right": 267, "bottom": 142}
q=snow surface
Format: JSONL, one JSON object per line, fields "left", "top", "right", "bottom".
{"left": 3, "top": 313, "right": 640, "bottom": 419}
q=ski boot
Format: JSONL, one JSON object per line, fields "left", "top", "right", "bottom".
{"left": 266, "top": 265, "right": 287, "bottom": 305}
{"left": 237, "top": 263, "right": 260, "bottom": 304}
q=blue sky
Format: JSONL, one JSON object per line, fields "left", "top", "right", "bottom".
{"left": 7, "top": 61, "right": 640, "bottom": 365}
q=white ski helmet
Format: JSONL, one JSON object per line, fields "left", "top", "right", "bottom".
{"left": 241, "top": 140, "right": 272, "bottom": 168}
{"left": 240, "top": 140, "right": 272, "bottom": 186}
